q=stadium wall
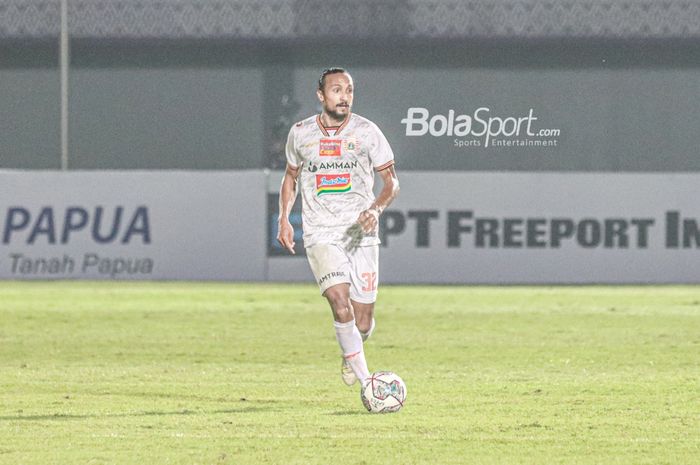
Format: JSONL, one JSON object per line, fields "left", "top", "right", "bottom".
{"left": 3, "top": 1, "right": 700, "bottom": 285}
{"left": 4, "top": 47, "right": 700, "bottom": 172}
{"left": 2, "top": 170, "right": 699, "bottom": 284}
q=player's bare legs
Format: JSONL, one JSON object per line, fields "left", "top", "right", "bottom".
{"left": 351, "top": 300, "right": 375, "bottom": 341}
{"left": 324, "top": 283, "right": 354, "bottom": 323}
{"left": 324, "top": 283, "right": 370, "bottom": 385}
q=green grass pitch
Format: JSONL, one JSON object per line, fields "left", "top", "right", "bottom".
{"left": 1, "top": 282, "right": 698, "bottom": 464}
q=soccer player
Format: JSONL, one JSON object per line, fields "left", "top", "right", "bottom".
{"left": 277, "top": 67, "right": 400, "bottom": 388}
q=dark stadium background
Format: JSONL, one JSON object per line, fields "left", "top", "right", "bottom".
{"left": 2, "top": 0, "right": 699, "bottom": 283}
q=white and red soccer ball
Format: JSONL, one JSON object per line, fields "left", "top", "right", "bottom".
{"left": 361, "top": 371, "right": 407, "bottom": 413}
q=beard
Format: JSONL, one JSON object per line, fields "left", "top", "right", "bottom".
{"left": 326, "top": 105, "right": 351, "bottom": 121}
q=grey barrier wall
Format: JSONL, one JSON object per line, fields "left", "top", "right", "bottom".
{"left": 3, "top": 1, "right": 700, "bottom": 172}
{"left": 68, "top": 66, "right": 264, "bottom": 170}
{"left": 291, "top": 66, "right": 700, "bottom": 172}
{"left": 3, "top": 170, "right": 698, "bottom": 283}
{"left": 0, "top": 51, "right": 266, "bottom": 170}
{"left": 4, "top": 41, "right": 700, "bottom": 172}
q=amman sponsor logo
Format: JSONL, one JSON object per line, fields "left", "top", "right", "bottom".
{"left": 308, "top": 160, "right": 358, "bottom": 171}
{"left": 401, "top": 107, "right": 561, "bottom": 148}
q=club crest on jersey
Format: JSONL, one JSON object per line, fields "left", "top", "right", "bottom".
{"left": 316, "top": 173, "right": 351, "bottom": 196}
{"left": 319, "top": 139, "right": 342, "bottom": 157}
{"left": 343, "top": 137, "right": 357, "bottom": 152}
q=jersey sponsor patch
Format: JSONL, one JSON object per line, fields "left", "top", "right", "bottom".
{"left": 319, "top": 139, "right": 342, "bottom": 157}
{"left": 316, "top": 173, "right": 351, "bottom": 196}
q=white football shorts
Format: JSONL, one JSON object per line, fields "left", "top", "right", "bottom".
{"left": 306, "top": 243, "right": 379, "bottom": 304}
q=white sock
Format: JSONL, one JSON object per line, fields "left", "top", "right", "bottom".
{"left": 359, "top": 318, "right": 376, "bottom": 342}
{"left": 334, "top": 319, "right": 370, "bottom": 382}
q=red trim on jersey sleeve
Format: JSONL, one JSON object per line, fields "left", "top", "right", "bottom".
{"left": 374, "top": 160, "right": 395, "bottom": 171}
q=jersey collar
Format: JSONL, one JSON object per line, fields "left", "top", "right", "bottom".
{"left": 316, "top": 113, "right": 351, "bottom": 137}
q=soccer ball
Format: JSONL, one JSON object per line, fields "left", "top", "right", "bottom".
{"left": 360, "top": 371, "right": 407, "bottom": 413}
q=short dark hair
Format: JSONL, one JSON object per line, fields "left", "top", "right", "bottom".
{"left": 318, "top": 67, "right": 348, "bottom": 90}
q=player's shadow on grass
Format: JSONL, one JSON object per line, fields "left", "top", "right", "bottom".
{"left": 328, "top": 410, "right": 366, "bottom": 416}
{"left": 0, "top": 407, "right": 266, "bottom": 422}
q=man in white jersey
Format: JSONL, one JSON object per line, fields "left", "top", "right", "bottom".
{"left": 277, "top": 67, "right": 400, "bottom": 388}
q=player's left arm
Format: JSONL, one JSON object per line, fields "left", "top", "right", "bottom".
{"left": 358, "top": 165, "right": 399, "bottom": 234}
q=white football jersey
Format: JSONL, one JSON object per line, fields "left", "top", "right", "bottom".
{"left": 286, "top": 112, "right": 395, "bottom": 248}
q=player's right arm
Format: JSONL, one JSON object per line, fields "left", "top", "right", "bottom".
{"left": 278, "top": 125, "right": 302, "bottom": 254}
{"left": 277, "top": 163, "right": 300, "bottom": 254}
